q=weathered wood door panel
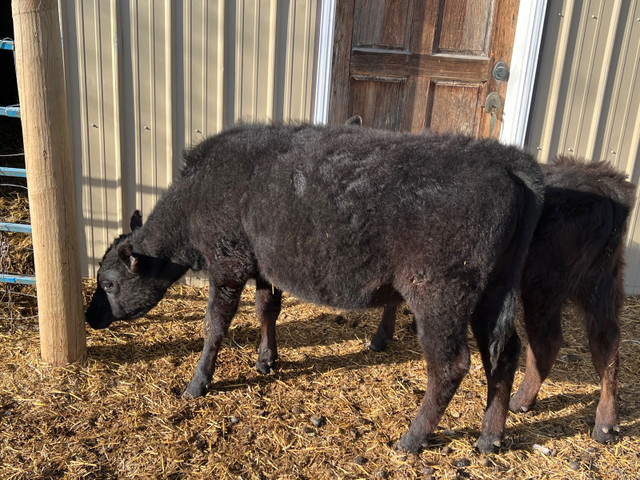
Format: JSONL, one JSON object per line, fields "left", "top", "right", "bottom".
{"left": 329, "top": 0, "right": 520, "bottom": 137}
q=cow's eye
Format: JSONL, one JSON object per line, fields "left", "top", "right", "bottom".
{"left": 102, "top": 280, "right": 114, "bottom": 292}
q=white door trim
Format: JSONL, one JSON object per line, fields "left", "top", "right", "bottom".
{"left": 313, "top": 0, "right": 337, "bottom": 124}
{"left": 500, "top": 0, "right": 549, "bottom": 147}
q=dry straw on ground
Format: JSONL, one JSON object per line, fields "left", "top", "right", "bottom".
{"left": 0, "top": 196, "right": 639, "bottom": 479}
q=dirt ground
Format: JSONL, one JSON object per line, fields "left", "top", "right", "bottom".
{"left": 0, "top": 277, "right": 639, "bottom": 479}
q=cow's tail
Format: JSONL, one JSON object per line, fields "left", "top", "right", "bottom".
{"left": 488, "top": 160, "right": 545, "bottom": 373}
{"left": 602, "top": 178, "right": 635, "bottom": 266}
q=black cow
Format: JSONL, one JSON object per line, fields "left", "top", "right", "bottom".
{"left": 359, "top": 155, "right": 634, "bottom": 443}
{"left": 85, "top": 123, "right": 544, "bottom": 453}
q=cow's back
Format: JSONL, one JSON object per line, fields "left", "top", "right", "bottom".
{"left": 225, "top": 124, "right": 543, "bottom": 308}
{"left": 522, "top": 157, "right": 635, "bottom": 300}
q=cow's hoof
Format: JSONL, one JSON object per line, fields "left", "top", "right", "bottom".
{"left": 255, "top": 360, "right": 272, "bottom": 375}
{"left": 593, "top": 424, "right": 620, "bottom": 444}
{"left": 509, "top": 393, "right": 535, "bottom": 414}
{"left": 395, "top": 432, "right": 426, "bottom": 454}
{"left": 475, "top": 434, "right": 502, "bottom": 454}
{"left": 256, "top": 350, "right": 277, "bottom": 375}
{"left": 366, "top": 335, "right": 390, "bottom": 352}
{"left": 182, "top": 381, "right": 208, "bottom": 399}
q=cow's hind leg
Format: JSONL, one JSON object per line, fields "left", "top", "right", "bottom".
{"left": 578, "top": 277, "right": 622, "bottom": 443}
{"left": 509, "top": 301, "right": 563, "bottom": 413}
{"left": 397, "top": 300, "right": 471, "bottom": 453}
{"left": 255, "top": 277, "right": 282, "bottom": 374}
{"left": 470, "top": 285, "right": 522, "bottom": 454}
{"left": 366, "top": 304, "right": 398, "bottom": 351}
{"left": 183, "top": 266, "right": 248, "bottom": 399}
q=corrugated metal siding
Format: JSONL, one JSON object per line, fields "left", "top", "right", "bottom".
{"left": 60, "top": 0, "right": 321, "bottom": 277}
{"left": 526, "top": 0, "right": 640, "bottom": 293}
{"left": 61, "top": 0, "right": 124, "bottom": 278}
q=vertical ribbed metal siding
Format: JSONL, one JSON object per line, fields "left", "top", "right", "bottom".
{"left": 61, "top": 0, "right": 125, "bottom": 278}
{"left": 526, "top": 0, "right": 640, "bottom": 293}
{"left": 60, "top": 0, "right": 321, "bottom": 276}
{"left": 181, "top": 1, "right": 225, "bottom": 147}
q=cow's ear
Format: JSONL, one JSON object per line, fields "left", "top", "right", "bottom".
{"left": 130, "top": 210, "right": 143, "bottom": 231}
{"left": 117, "top": 242, "right": 140, "bottom": 273}
{"left": 129, "top": 254, "right": 140, "bottom": 273}
{"left": 345, "top": 115, "right": 362, "bottom": 127}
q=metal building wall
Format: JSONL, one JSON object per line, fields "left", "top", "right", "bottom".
{"left": 526, "top": 0, "right": 640, "bottom": 293}
{"left": 59, "top": 0, "right": 320, "bottom": 277}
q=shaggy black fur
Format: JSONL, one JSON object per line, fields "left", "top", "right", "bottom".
{"left": 366, "top": 155, "right": 635, "bottom": 444}
{"left": 511, "top": 156, "right": 635, "bottom": 444}
{"left": 85, "top": 123, "right": 545, "bottom": 453}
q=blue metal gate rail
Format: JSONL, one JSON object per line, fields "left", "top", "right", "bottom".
{"left": 1, "top": 38, "right": 32, "bottom": 285}
{"left": 0, "top": 39, "right": 14, "bottom": 50}
{"left": 0, "top": 40, "right": 20, "bottom": 118}
{"left": 0, "top": 167, "right": 26, "bottom": 178}
{"left": 0, "top": 105, "right": 20, "bottom": 118}
{"left": 0, "top": 274, "right": 36, "bottom": 285}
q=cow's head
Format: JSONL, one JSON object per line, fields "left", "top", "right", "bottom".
{"left": 85, "top": 211, "right": 188, "bottom": 329}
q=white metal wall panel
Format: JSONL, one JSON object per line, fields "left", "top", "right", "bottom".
{"left": 181, "top": 0, "right": 225, "bottom": 147}
{"left": 61, "top": 0, "right": 321, "bottom": 276}
{"left": 234, "top": 0, "right": 277, "bottom": 122}
{"left": 280, "top": 0, "right": 318, "bottom": 120}
{"left": 120, "top": 0, "right": 174, "bottom": 224}
{"left": 61, "top": 0, "right": 124, "bottom": 277}
{"left": 610, "top": 1, "right": 640, "bottom": 292}
{"left": 598, "top": 1, "right": 640, "bottom": 177}
{"left": 526, "top": 0, "right": 640, "bottom": 293}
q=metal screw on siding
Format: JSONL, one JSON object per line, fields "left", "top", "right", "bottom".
{"left": 611, "top": 150, "right": 617, "bottom": 155}
{"left": 536, "top": 147, "right": 542, "bottom": 151}
{"left": 568, "top": 147, "right": 574, "bottom": 152}
{"left": 144, "top": 125, "right": 151, "bottom": 131}
{"left": 592, "top": 15, "right": 598, "bottom": 19}
{"left": 91, "top": 123, "right": 98, "bottom": 128}
{"left": 195, "top": 129, "right": 202, "bottom": 134}
{"left": 558, "top": 13, "right": 563, "bottom": 17}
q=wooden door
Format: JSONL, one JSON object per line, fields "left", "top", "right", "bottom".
{"left": 329, "top": 0, "right": 520, "bottom": 138}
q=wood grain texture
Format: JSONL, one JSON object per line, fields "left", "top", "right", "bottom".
{"left": 330, "top": 0, "right": 520, "bottom": 136}
{"left": 435, "top": 0, "right": 493, "bottom": 55}
{"left": 400, "top": 76, "right": 429, "bottom": 131}
{"left": 380, "top": 0, "right": 411, "bottom": 49}
{"left": 350, "top": 76, "right": 404, "bottom": 129}
{"left": 328, "top": 0, "right": 356, "bottom": 124}
{"left": 12, "top": 0, "right": 86, "bottom": 365}
{"left": 351, "top": 49, "right": 490, "bottom": 82}
{"left": 353, "top": 0, "right": 411, "bottom": 49}
{"left": 479, "top": 0, "right": 520, "bottom": 138}
{"left": 428, "top": 81, "right": 483, "bottom": 135}
{"left": 409, "top": 0, "right": 439, "bottom": 54}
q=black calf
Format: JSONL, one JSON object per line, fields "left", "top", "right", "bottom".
{"left": 86, "top": 123, "right": 544, "bottom": 453}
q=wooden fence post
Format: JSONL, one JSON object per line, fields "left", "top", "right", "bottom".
{"left": 12, "top": 0, "right": 86, "bottom": 364}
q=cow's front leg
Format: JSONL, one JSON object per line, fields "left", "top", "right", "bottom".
{"left": 396, "top": 304, "right": 471, "bottom": 453}
{"left": 255, "top": 277, "right": 282, "bottom": 374}
{"left": 183, "top": 277, "right": 245, "bottom": 399}
{"left": 366, "top": 304, "right": 398, "bottom": 351}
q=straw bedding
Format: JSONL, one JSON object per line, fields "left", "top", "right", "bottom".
{"left": 1, "top": 196, "right": 639, "bottom": 479}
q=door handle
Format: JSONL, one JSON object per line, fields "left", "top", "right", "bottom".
{"left": 484, "top": 92, "right": 502, "bottom": 137}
